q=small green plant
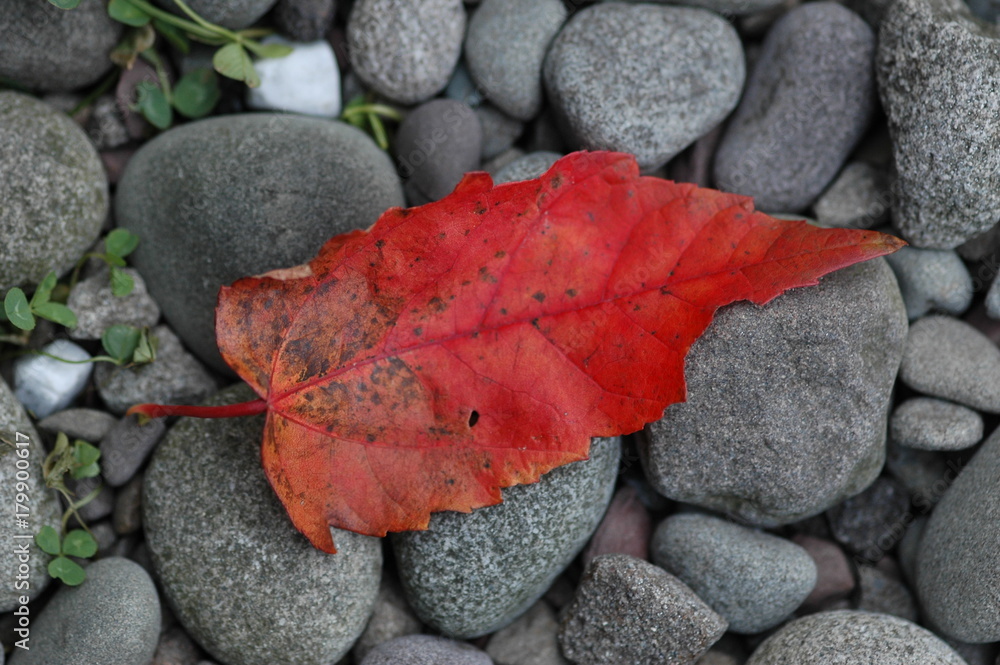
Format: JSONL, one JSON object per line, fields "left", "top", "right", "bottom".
{"left": 341, "top": 95, "right": 404, "bottom": 151}
{"left": 3, "top": 229, "right": 141, "bottom": 333}
{"left": 3, "top": 272, "right": 76, "bottom": 332}
{"left": 51, "top": 0, "right": 292, "bottom": 88}
{"left": 36, "top": 433, "right": 102, "bottom": 586}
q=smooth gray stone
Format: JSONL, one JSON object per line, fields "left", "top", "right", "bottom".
{"left": 877, "top": 0, "right": 1000, "bottom": 248}
{"left": 884, "top": 246, "right": 973, "bottom": 319}
{"left": 115, "top": 114, "right": 403, "bottom": 372}
{"left": 986, "top": 273, "right": 1000, "bottom": 319}
{"left": 476, "top": 103, "right": 524, "bottom": 160}
{"left": 646, "top": 0, "right": 785, "bottom": 15}
{"left": 352, "top": 575, "right": 423, "bottom": 662}
{"left": 899, "top": 315, "right": 1000, "bottom": 412}
{"left": 559, "top": 554, "right": 727, "bottom": 665}
{"left": 812, "top": 162, "right": 892, "bottom": 229}
{"left": 745, "top": 610, "right": 967, "bottom": 664}
{"left": 917, "top": 426, "right": 1000, "bottom": 642}
{"left": 544, "top": 3, "right": 744, "bottom": 170}
{"left": 360, "top": 635, "right": 491, "bottom": 665}
{"left": 486, "top": 601, "right": 567, "bottom": 665}
{"left": 714, "top": 3, "right": 876, "bottom": 212}
{"left": 0, "top": 0, "right": 120, "bottom": 91}
{"left": 651, "top": 513, "right": 817, "bottom": 634}
{"left": 464, "top": 0, "right": 567, "bottom": 120}
{"left": 826, "top": 476, "right": 911, "bottom": 560}
{"left": 9, "top": 558, "right": 159, "bottom": 665}
{"left": 0, "top": 92, "right": 107, "bottom": 290}
{"left": 396, "top": 99, "right": 482, "bottom": 204}
{"left": 100, "top": 414, "right": 167, "bottom": 487}
{"left": 856, "top": 563, "right": 918, "bottom": 623}
{"left": 494, "top": 151, "right": 562, "bottom": 185}
{"left": 94, "top": 325, "right": 218, "bottom": 416}
{"left": 272, "top": 0, "right": 336, "bottom": 41}
{"left": 890, "top": 397, "right": 983, "bottom": 451}
{"left": 392, "top": 438, "right": 619, "bottom": 638}
{"left": 348, "top": 0, "right": 466, "bottom": 104}
{"left": 0, "top": 378, "right": 61, "bottom": 612}
{"left": 153, "top": 0, "right": 276, "bottom": 29}
{"left": 144, "top": 385, "right": 382, "bottom": 665}
{"left": 37, "top": 408, "right": 117, "bottom": 443}
{"left": 642, "top": 259, "right": 906, "bottom": 526}
{"left": 67, "top": 267, "right": 161, "bottom": 340}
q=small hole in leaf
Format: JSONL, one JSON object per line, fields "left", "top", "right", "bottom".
{"left": 468, "top": 410, "right": 479, "bottom": 427}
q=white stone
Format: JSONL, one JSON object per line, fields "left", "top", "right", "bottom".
{"left": 14, "top": 339, "right": 92, "bottom": 418}
{"left": 246, "top": 38, "right": 342, "bottom": 117}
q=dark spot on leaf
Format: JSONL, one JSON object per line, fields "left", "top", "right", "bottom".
{"left": 475, "top": 202, "right": 487, "bottom": 215}
{"left": 551, "top": 174, "right": 563, "bottom": 188}
{"left": 494, "top": 250, "right": 506, "bottom": 258}
{"left": 429, "top": 297, "right": 447, "bottom": 312}
{"left": 531, "top": 318, "right": 540, "bottom": 329}
{"left": 468, "top": 410, "right": 479, "bottom": 427}
{"left": 375, "top": 239, "right": 386, "bottom": 248}
{"left": 366, "top": 433, "right": 376, "bottom": 442}
{"left": 371, "top": 393, "right": 381, "bottom": 405}
{"left": 566, "top": 289, "right": 577, "bottom": 297}
{"left": 532, "top": 291, "right": 546, "bottom": 303}
{"left": 413, "top": 327, "right": 422, "bottom": 336}
{"left": 446, "top": 478, "right": 456, "bottom": 485}
{"left": 500, "top": 308, "right": 507, "bottom": 315}
{"left": 484, "top": 461, "right": 491, "bottom": 469}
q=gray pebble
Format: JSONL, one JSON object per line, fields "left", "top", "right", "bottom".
{"left": 152, "top": 0, "right": 276, "bottom": 29}
{"left": 361, "top": 635, "right": 492, "bottom": 665}
{"left": 811, "top": 162, "right": 892, "bottom": 229}
{"left": 483, "top": 148, "right": 526, "bottom": 177}
{"left": 544, "top": 3, "right": 744, "bottom": 170}
{"left": 493, "top": 151, "right": 562, "bottom": 185}
{"left": 559, "top": 554, "right": 727, "bottom": 665}
{"left": 151, "top": 624, "right": 203, "bottom": 665}
{"left": 66, "top": 474, "right": 114, "bottom": 523}
{"left": 897, "top": 515, "right": 926, "bottom": 587}
{"left": 642, "top": 259, "right": 906, "bottom": 526}
{"left": 649, "top": 0, "right": 785, "bottom": 15}
{"left": 476, "top": 104, "right": 524, "bottom": 160}
{"left": 90, "top": 520, "right": 119, "bottom": 557}
{"left": 696, "top": 633, "right": 747, "bottom": 665}
{"left": 890, "top": 397, "right": 983, "bottom": 451}
{"left": 917, "top": 425, "right": 1000, "bottom": 642}
{"left": 877, "top": 0, "right": 1000, "bottom": 248}
{"left": 144, "top": 384, "right": 382, "bottom": 665}
{"left": 94, "top": 325, "right": 218, "bottom": 416}
{"left": 884, "top": 439, "right": 954, "bottom": 506}
{"left": 100, "top": 414, "right": 167, "bottom": 487}
{"left": 986, "top": 274, "right": 1000, "bottom": 319}
{"left": 652, "top": 513, "right": 816, "bottom": 634}
{"left": 745, "top": 610, "right": 967, "bottom": 664}
{"left": 37, "top": 408, "right": 117, "bottom": 443}
{"left": 67, "top": 267, "right": 161, "bottom": 340}
{"left": 826, "top": 477, "right": 910, "bottom": 562}
{"left": 464, "top": 0, "right": 566, "bottom": 120}
{"left": 486, "top": 601, "right": 567, "bottom": 665}
{"left": 396, "top": 99, "right": 482, "bottom": 204}
{"left": 352, "top": 575, "right": 423, "bottom": 662}
{"left": 855, "top": 562, "right": 919, "bottom": 623}
{"left": 9, "top": 558, "right": 159, "bottom": 665}
{"left": 0, "top": 378, "right": 61, "bottom": 611}
{"left": 884, "top": 246, "right": 973, "bottom": 319}
{"left": 0, "top": 0, "right": 121, "bottom": 91}
{"left": 112, "top": 474, "right": 143, "bottom": 535}
{"left": 115, "top": 114, "right": 403, "bottom": 373}
{"left": 273, "top": 0, "right": 336, "bottom": 42}
{"left": 392, "top": 438, "right": 618, "bottom": 638}
{"left": 86, "top": 95, "right": 130, "bottom": 151}
{"left": 790, "top": 535, "right": 855, "bottom": 613}
{"left": 348, "top": 0, "right": 465, "bottom": 104}
{"left": 899, "top": 315, "right": 1000, "bottom": 412}
{"left": 714, "top": 3, "right": 876, "bottom": 212}
{"left": 0, "top": 92, "right": 108, "bottom": 290}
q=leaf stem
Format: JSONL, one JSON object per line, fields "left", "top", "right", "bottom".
{"left": 127, "top": 398, "right": 269, "bottom": 420}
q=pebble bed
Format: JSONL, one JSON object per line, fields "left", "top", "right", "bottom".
{"left": 1, "top": 0, "right": 1000, "bottom": 664}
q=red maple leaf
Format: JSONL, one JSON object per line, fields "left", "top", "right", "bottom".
{"left": 130, "top": 151, "right": 904, "bottom": 553}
